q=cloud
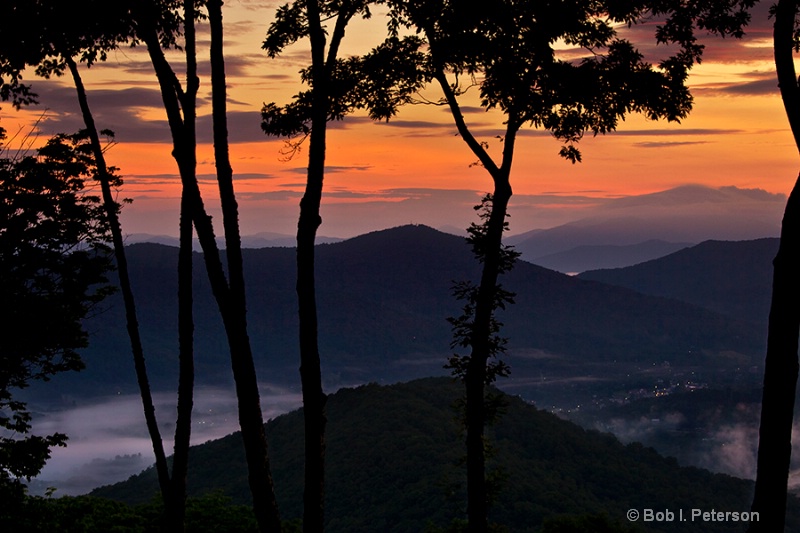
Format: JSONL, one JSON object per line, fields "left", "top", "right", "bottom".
{"left": 287, "top": 165, "right": 373, "bottom": 174}
{"left": 698, "top": 76, "right": 780, "bottom": 97}
{"left": 196, "top": 110, "right": 268, "bottom": 144}
{"left": 444, "top": 105, "right": 487, "bottom": 115}
{"left": 242, "top": 189, "right": 304, "bottom": 201}
{"left": 33, "top": 83, "right": 168, "bottom": 111}
{"left": 24, "top": 83, "right": 175, "bottom": 143}
{"left": 634, "top": 141, "right": 710, "bottom": 148}
{"left": 614, "top": 4, "right": 774, "bottom": 66}
{"left": 514, "top": 127, "right": 747, "bottom": 141}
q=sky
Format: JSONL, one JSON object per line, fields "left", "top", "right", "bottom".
{"left": 1, "top": 1, "right": 797, "bottom": 239}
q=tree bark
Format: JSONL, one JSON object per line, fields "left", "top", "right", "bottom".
{"left": 748, "top": 2, "right": 800, "bottom": 531}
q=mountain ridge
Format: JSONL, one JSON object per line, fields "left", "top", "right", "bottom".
{"left": 30, "top": 225, "right": 766, "bottom": 414}
{"left": 578, "top": 238, "right": 778, "bottom": 324}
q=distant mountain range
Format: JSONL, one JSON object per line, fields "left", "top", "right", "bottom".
{"left": 92, "top": 378, "right": 791, "bottom": 533}
{"left": 528, "top": 239, "right": 693, "bottom": 274}
{"left": 504, "top": 185, "right": 782, "bottom": 272}
{"left": 124, "top": 231, "right": 342, "bottom": 249}
{"left": 123, "top": 185, "right": 784, "bottom": 273}
{"left": 579, "top": 238, "right": 778, "bottom": 325}
{"left": 34, "top": 225, "right": 766, "bottom": 411}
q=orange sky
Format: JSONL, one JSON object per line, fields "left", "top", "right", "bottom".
{"left": 1, "top": 1, "right": 797, "bottom": 238}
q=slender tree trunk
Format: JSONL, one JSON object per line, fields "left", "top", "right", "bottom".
{"left": 166, "top": 186, "right": 195, "bottom": 531}
{"left": 433, "top": 64, "right": 519, "bottom": 533}
{"left": 134, "top": 2, "right": 282, "bottom": 530}
{"left": 208, "top": 2, "right": 283, "bottom": 530}
{"left": 749, "top": 3, "right": 800, "bottom": 531}
{"left": 64, "top": 56, "right": 171, "bottom": 500}
{"left": 292, "top": 2, "right": 359, "bottom": 530}
{"left": 464, "top": 182, "right": 511, "bottom": 533}
{"left": 297, "top": 113, "right": 328, "bottom": 533}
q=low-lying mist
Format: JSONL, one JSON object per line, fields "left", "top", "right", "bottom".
{"left": 27, "top": 385, "right": 302, "bottom": 496}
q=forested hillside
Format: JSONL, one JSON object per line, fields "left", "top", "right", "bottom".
{"left": 92, "top": 378, "right": 788, "bottom": 533}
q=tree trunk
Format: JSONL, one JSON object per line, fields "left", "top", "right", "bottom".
{"left": 749, "top": 176, "right": 800, "bottom": 533}
{"left": 295, "top": 3, "right": 362, "bottom": 525}
{"left": 296, "top": 121, "right": 327, "bottom": 533}
{"left": 749, "top": 2, "right": 800, "bottom": 531}
{"left": 166, "top": 186, "right": 195, "bottom": 531}
{"left": 208, "top": 2, "right": 283, "bottom": 530}
{"left": 134, "top": 1, "right": 282, "bottom": 530}
{"left": 64, "top": 56, "right": 171, "bottom": 502}
{"left": 433, "top": 64, "right": 519, "bottom": 532}
{"left": 465, "top": 181, "right": 511, "bottom": 533}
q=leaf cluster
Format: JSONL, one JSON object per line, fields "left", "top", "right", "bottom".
{"left": 263, "top": 0, "right": 373, "bottom": 58}
{"left": 385, "top": 0, "right": 755, "bottom": 162}
{"left": 262, "top": 0, "right": 428, "bottom": 146}
{"left": 0, "top": 130, "right": 114, "bottom": 485}
{"left": 263, "top": 35, "right": 427, "bottom": 136}
{"left": 0, "top": 0, "right": 191, "bottom": 108}
{"left": 0, "top": 1, "right": 132, "bottom": 106}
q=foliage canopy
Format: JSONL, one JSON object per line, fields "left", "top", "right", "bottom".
{"left": 385, "top": 0, "right": 756, "bottom": 162}
{"left": 0, "top": 130, "right": 113, "bottom": 488}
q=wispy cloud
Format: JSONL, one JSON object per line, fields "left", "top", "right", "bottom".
{"left": 635, "top": 141, "right": 710, "bottom": 148}
{"left": 287, "top": 165, "right": 373, "bottom": 174}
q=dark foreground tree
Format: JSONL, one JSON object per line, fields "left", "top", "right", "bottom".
{"left": 384, "top": 1, "right": 755, "bottom": 530}
{"left": 263, "top": 3, "right": 424, "bottom": 530}
{"left": 749, "top": 2, "right": 800, "bottom": 531}
{"left": 0, "top": 3, "right": 197, "bottom": 527}
{"left": 133, "top": 1, "right": 282, "bottom": 530}
{"left": 0, "top": 130, "right": 112, "bottom": 497}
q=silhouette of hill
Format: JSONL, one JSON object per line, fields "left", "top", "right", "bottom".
{"left": 578, "top": 238, "right": 778, "bottom": 324}
{"left": 40, "top": 225, "right": 764, "bottom": 404}
{"left": 530, "top": 240, "right": 692, "bottom": 273}
{"left": 91, "top": 378, "right": 788, "bottom": 533}
{"left": 124, "top": 231, "right": 342, "bottom": 249}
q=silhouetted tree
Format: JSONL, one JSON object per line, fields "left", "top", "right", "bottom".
{"left": 384, "top": 1, "right": 755, "bottom": 530}
{"left": 132, "top": 1, "right": 283, "bottom": 530}
{"left": 749, "top": 2, "right": 800, "bottom": 531}
{"left": 0, "top": 130, "right": 113, "bottom": 496}
{"left": 0, "top": 3, "right": 196, "bottom": 526}
{"left": 263, "top": 4, "right": 424, "bottom": 530}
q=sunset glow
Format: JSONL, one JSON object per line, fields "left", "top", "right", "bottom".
{"left": 1, "top": 1, "right": 797, "bottom": 238}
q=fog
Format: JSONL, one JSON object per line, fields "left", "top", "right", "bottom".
{"left": 598, "top": 404, "right": 800, "bottom": 494}
{"left": 28, "top": 385, "right": 301, "bottom": 496}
